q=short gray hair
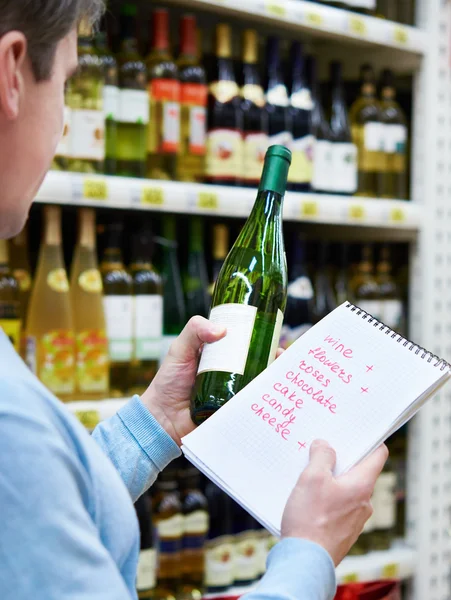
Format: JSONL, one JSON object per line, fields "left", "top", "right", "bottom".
{"left": 0, "top": 0, "right": 105, "bottom": 80}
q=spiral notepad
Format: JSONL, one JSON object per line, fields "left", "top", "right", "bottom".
{"left": 182, "top": 302, "right": 451, "bottom": 537}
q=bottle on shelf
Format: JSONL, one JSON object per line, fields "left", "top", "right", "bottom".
{"left": 160, "top": 216, "right": 187, "bottom": 363}
{"left": 184, "top": 217, "right": 210, "bottom": 321}
{"left": 370, "top": 459, "right": 397, "bottom": 551}
{"left": 66, "top": 19, "right": 105, "bottom": 174}
{"left": 52, "top": 104, "right": 71, "bottom": 171}
{"left": 135, "top": 492, "right": 157, "bottom": 599}
{"left": 116, "top": 3, "right": 149, "bottom": 178}
{"left": 178, "top": 463, "right": 209, "bottom": 598}
{"left": 379, "top": 69, "right": 408, "bottom": 200}
{"left": 231, "top": 503, "right": 260, "bottom": 588}
{"left": 241, "top": 29, "right": 269, "bottom": 187}
{"left": 397, "top": 0, "right": 415, "bottom": 25}
{"left": 147, "top": 8, "right": 181, "bottom": 180}
{"left": 177, "top": 15, "right": 208, "bottom": 183}
{"left": 349, "top": 244, "right": 382, "bottom": 319}
{"left": 209, "top": 224, "right": 230, "bottom": 297}
{"left": 376, "top": 0, "right": 397, "bottom": 21}
{"left": 191, "top": 145, "right": 291, "bottom": 425}
{"left": 100, "top": 223, "right": 133, "bottom": 397}
{"left": 129, "top": 228, "right": 163, "bottom": 396}
{"left": 312, "top": 241, "right": 337, "bottom": 323}
{"left": 288, "top": 42, "right": 314, "bottom": 192}
{"left": 329, "top": 61, "right": 358, "bottom": 195}
{"left": 280, "top": 233, "right": 314, "bottom": 349}
{"left": 265, "top": 38, "right": 292, "bottom": 150}
{"left": 10, "top": 227, "right": 33, "bottom": 358}
{"left": 0, "top": 239, "right": 21, "bottom": 353}
{"left": 96, "top": 17, "right": 119, "bottom": 176}
{"left": 309, "top": 56, "right": 333, "bottom": 194}
{"left": 26, "top": 207, "right": 75, "bottom": 399}
{"left": 350, "top": 64, "right": 384, "bottom": 197}
{"left": 334, "top": 243, "right": 350, "bottom": 305}
{"left": 70, "top": 209, "right": 109, "bottom": 400}
{"left": 152, "top": 470, "right": 183, "bottom": 600}
{"left": 205, "top": 24, "right": 243, "bottom": 186}
{"left": 376, "top": 245, "right": 405, "bottom": 333}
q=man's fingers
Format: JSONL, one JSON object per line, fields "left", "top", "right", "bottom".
{"left": 340, "top": 444, "right": 388, "bottom": 487}
{"left": 169, "top": 316, "right": 226, "bottom": 361}
{"left": 308, "top": 439, "right": 337, "bottom": 473}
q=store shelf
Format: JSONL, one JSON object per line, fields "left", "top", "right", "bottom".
{"left": 36, "top": 171, "right": 422, "bottom": 232}
{"left": 67, "top": 398, "right": 129, "bottom": 429}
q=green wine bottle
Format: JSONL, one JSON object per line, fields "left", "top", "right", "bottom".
{"left": 184, "top": 217, "right": 210, "bottom": 320}
{"left": 191, "top": 145, "right": 291, "bottom": 425}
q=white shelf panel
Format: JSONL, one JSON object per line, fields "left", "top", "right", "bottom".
{"left": 36, "top": 171, "right": 422, "bottom": 231}
{"left": 67, "top": 398, "right": 129, "bottom": 429}
{"left": 165, "top": 0, "right": 426, "bottom": 55}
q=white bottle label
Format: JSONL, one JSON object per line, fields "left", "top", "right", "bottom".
{"left": 289, "top": 134, "right": 315, "bottom": 184}
{"left": 355, "top": 300, "right": 383, "bottom": 322}
{"left": 160, "top": 334, "right": 178, "bottom": 366}
{"left": 56, "top": 106, "right": 71, "bottom": 158}
{"left": 70, "top": 109, "right": 105, "bottom": 160}
{"left": 347, "top": 0, "right": 376, "bottom": 8}
{"left": 268, "top": 130, "right": 293, "bottom": 148}
{"left": 183, "top": 510, "right": 209, "bottom": 535}
{"left": 288, "top": 276, "right": 314, "bottom": 300}
{"left": 198, "top": 304, "right": 257, "bottom": 376}
{"left": 134, "top": 295, "right": 163, "bottom": 360}
{"left": 103, "top": 296, "right": 133, "bottom": 361}
{"left": 234, "top": 532, "right": 260, "bottom": 582}
{"left": 363, "top": 122, "right": 384, "bottom": 152}
{"left": 384, "top": 124, "right": 407, "bottom": 154}
{"left": 374, "top": 472, "right": 397, "bottom": 529}
{"left": 381, "top": 299, "right": 403, "bottom": 331}
{"left": 312, "top": 139, "right": 333, "bottom": 192}
{"left": 268, "top": 309, "right": 284, "bottom": 367}
{"left": 157, "top": 514, "right": 184, "bottom": 538}
{"left": 205, "top": 537, "right": 236, "bottom": 587}
{"left": 266, "top": 84, "right": 290, "bottom": 107}
{"left": 118, "top": 89, "right": 149, "bottom": 124}
{"left": 332, "top": 142, "right": 358, "bottom": 194}
{"left": 290, "top": 89, "right": 313, "bottom": 111}
{"left": 189, "top": 106, "right": 207, "bottom": 153}
{"left": 163, "top": 102, "right": 181, "bottom": 148}
{"left": 136, "top": 548, "right": 157, "bottom": 591}
{"left": 103, "top": 85, "right": 120, "bottom": 121}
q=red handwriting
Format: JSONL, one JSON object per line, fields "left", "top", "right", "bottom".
{"left": 285, "top": 371, "right": 337, "bottom": 413}
{"left": 324, "top": 335, "right": 353, "bottom": 359}
{"left": 308, "top": 347, "right": 353, "bottom": 384}
{"left": 251, "top": 400, "right": 293, "bottom": 440}
{"left": 272, "top": 383, "right": 304, "bottom": 409}
{"left": 297, "top": 442, "right": 307, "bottom": 451}
{"left": 297, "top": 359, "right": 330, "bottom": 388}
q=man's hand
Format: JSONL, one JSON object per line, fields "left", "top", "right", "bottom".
{"left": 140, "top": 316, "right": 226, "bottom": 446}
{"left": 281, "top": 440, "right": 388, "bottom": 566}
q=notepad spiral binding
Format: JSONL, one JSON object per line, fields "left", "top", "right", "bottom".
{"left": 346, "top": 302, "right": 451, "bottom": 372}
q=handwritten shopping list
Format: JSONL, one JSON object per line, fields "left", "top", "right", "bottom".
{"left": 182, "top": 303, "right": 446, "bottom": 534}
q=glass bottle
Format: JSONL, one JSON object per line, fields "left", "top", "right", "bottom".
{"left": 376, "top": 245, "right": 405, "bottom": 333}
{"left": 349, "top": 244, "right": 382, "bottom": 320}
{"left": 265, "top": 37, "right": 292, "bottom": 150}
{"left": 309, "top": 56, "right": 333, "bottom": 194}
{"left": 334, "top": 243, "right": 350, "bottom": 305}
{"left": 312, "top": 241, "right": 337, "bottom": 323}
{"left": 231, "top": 502, "right": 260, "bottom": 588}
{"left": 0, "top": 239, "right": 21, "bottom": 353}
{"left": 184, "top": 217, "right": 210, "bottom": 320}
{"left": 10, "top": 227, "right": 33, "bottom": 358}
{"left": 209, "top": 224, "right": 229, "bottom": 297}
{"left": 70, "top": 209, "right": 109, "bottom": 400}
{"left": 191, "top": 146, "right": 290, "bottom": 424}
{"left": 147, "top": 8, "right": 180, "bottom": 180}
{"left": 135, "top": 492, "right": 157, "bottom": 599}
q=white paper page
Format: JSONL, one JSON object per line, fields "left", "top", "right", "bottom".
{"left": 182, "top": 303, "right": 450, "bottom": 535}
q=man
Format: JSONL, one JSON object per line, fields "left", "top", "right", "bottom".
{"left": 0, "top": 1, "right": 388, "bottom": 598}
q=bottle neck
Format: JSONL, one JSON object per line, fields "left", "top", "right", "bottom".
{"left": 216, "top": 26, "right": 232, "bottom": 59}
{"left": 291, "top": 240, "right": 307, "bottom": 279}
{"left": 243, "top": 30, "right": 258, "bottom": 64}
{"left": 361, "top": 82, "right": 376, "bottom": 98}
{"left": 213, "top": 226, "right": 228, "bottom": 261}
{"left": 381, "top": 86, "right": 396, "bottom": 101}
{"left": 0, "top": 239, "right": 9, "bottom": 265}
{"left": 151, "top": 10, "right": 170, "bottom": 52}
{"left": 78, "top": 209, "right": 96, "bottom": 249}
{"left": 190, "top": 218, "right": 204, "bottom": 253}
{"left": 102, "top": 247, "right": 124, "bottom": 267}
{"left": 180, "top": 16, "right": 197, "bottom": 59}
{"left": 44, "top": 207, "right": 62, "bottom": 246}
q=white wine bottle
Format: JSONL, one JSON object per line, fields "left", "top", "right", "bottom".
{"left": 70, "top": 209, "right": 109, "bottom": 400}
{"left": 191, "top": 145, "right": 291, "bottom": 424}
{"left": 10, "top": 227, "right": 33, "bottom": 359}
{"left": 0, "top": 240, "right": 21, "bottom": 353}
{"left": 26, "top": 207, "right": 76, "bottom": 399}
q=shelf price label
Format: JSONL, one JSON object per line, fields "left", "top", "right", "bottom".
{"left": 305, "top": 10, "right": 324, "bottom": 26}
{"left": 348, "top": 203, "right": 366, "bottom": 221}
{"left": 197, "top": 191, "right": 219, "bottom": 210}
{"left": 264, "top": 0, "right": 286, "bottom": 17}
{"left": 382, "top": 563, "right": 399, "bottom": 579}
{"left": 141, "top": 186, "right": 164, "bottom": 206}
{"left": 393, "top": 26, "right": 409, "bottom": 45}
{"left": 342, "top": 573, "right": 359, "bottom": 584}
{"left": 75, "top": 410, "right": 100, "bottom": 430}
{"left": 390, "top": 207, "right": 406, "bottom": 223}
{"left": 301, "top": 199, "right": 319, "bottom": 218}
{"left": 349, "top": 15, "right": 368, "bottom": 37}
{"left": 83, "top": 178, "right": 108, "bottom": 201}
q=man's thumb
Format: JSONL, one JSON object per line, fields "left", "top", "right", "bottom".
{"left": 168, "top": 316, "right": 226, "bottom": 361}
{"left": 308, "top": 439, "right": 337, "bottom": 472}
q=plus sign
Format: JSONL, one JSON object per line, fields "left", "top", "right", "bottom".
{"left": 361, "top": 387, "right": 369, "bottom": 394}
{"left": 366, "top": 365, "right": 374, "bottom": 373}
{"left": 297, "top": 442, "right": 307, "bottom": 451}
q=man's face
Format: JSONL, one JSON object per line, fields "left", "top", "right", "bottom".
{"left": 0, "top": 29, "right": 78, "bottom": 239}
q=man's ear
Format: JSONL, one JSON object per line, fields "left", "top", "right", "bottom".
{"left": 0, "top": 31, "right": 27, "bottom": 121}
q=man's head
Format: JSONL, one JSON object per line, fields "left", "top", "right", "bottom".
{"left": 0, "top": 0, "right": 104, "bottom": 239}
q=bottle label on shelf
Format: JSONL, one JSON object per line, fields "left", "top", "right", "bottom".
{"left": 268, "top": 130, "right": 293, "bottom": 149}
{"left": 268, "top": 309, "right": 284, "bottom": 367}
{"left": 157, "top": 514, "right": 184, "bottom": 541}
{"left": 363, "top": 122, "right": 384, "bottom": 151}
{"left": 205, "top": 536, "right": 236, "bottom": 587}
{"left": 103, "top": 296, "right": 133, "bottom": 361}
{"left": 78, "top": 269, "right": 103, "bottom": 294}
{"left": 312, "top": 139, "right": 333, "bottom": 192}
{"left": 38, "top": 330, "right": 75, "bottom": 395}
{"left": 103, "top": 85, "right": 119, "bottom": 121}
{"left": 47, "top": 268, "right": 70, "bottom": 293}
{"left": 118, "top": 89, "right": 149, "bottom": 124}
{"left": 134, "top": 295, "right": 163, "bottom": 360}
{"left": 289, "top": 134, "right": 314, "bottom": 184}
{"left": 198, "top": 303, "right": 257, "bottom": 376}
{"left": 352, "top": 123, "right": 384, "bottom": 172}
{"left": 210, "top": 80, "right": 240, "bottom": 104}
{"left": 266, "top": 84, "right": 289, "bottom": 107}
{"left": 136, "top": 548, "right": 157, "bottom": 591}
{"left": 383, "top": 124, "right": 407, "bottom": 154}
{"left": 332, "top": 142, "right": 358, "bottom": 194}
{"left": 183, "top": 509, "right": 209, "bottom": 536}
{"left": 181, "top": 83, "right": 208, "bottom": 155}
{"left": 354, "top": 300, "right": 383, "bottom": 322}
{"left": 374, "top": 472, "right": 397, "bottom": 528}
{"left": 56, "top": 106, "right": 71, "bottom": 158}
{"left": 290, "top": 89, "right": 314, "bottom": 111}
{"left": 234, "top": 531, "right": 260, "bottom": 584}
{"left": 160, "top": 334, "right": 178, "bottom": 365}
{"left": 149, "top": 79, "right": 181, "bottom": 153}
{"left": 206, "top": 129, "right": 243, "bottom": 181}
{"left": 76, "top": 329, "right": 109, "bottom": 394}
{"left": 242, "top": 84, "right": 266, "bottom": 107}
{"left": 0, "top": 318, "right": 21, "bottom": 353}
{"left": 70, "top": 109, "right": 105, "bottom": 161}
{"left": 380, "top": 299, "right": 404, "bottom": 331}
{"left": 243, "top": 132, "right": 268, "bottom": 183}
{"left": 13, "top": 269, "right": 32, "bottom": 292}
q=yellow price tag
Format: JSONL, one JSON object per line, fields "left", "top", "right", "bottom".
{"left": 83, "top": 179, "right": 108, "bottom": 201}
{"left": 301, "top": 200, "right": 319, "bottom": 218}
{"left": 198, "top": 192, "right": 219, "bottom": 210}
{"left": 382, "top": 563, "right": 399, "bottom": 579}
{"left": 343, "top": 573, "right": 359, "bottom": 583}
{"left": 265, "top": 1, "right": 286, "bottom": 17}
{"left": 390, "top": 207, "right": 406, "bottom": 223}
{"left": 349, "top": 204, "right": 366, "bottom": 220}
{"left": 306, "top": 11, "right": 323, "bottom": 26}
{"left": 141, "top": 186, "right": 164, "bottom": 206}
{"left": 75, "top": 410, "right": 100, "bottom": 430}
{"left": 394, "top": 26, "right": 409, "bottom": 45}
{"left": 349, "top": 15, "right": 367, "bottom": 37}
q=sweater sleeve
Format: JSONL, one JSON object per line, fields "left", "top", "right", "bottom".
{"left": 92, "top": 395, "right": 181, "bottom": 501}
{"left": 244, "top": 538, "right": 336, "bottom": 600}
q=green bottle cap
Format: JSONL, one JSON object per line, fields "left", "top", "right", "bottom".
{"left": 258, "top": 145, "right": 292, "bottom": 196}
